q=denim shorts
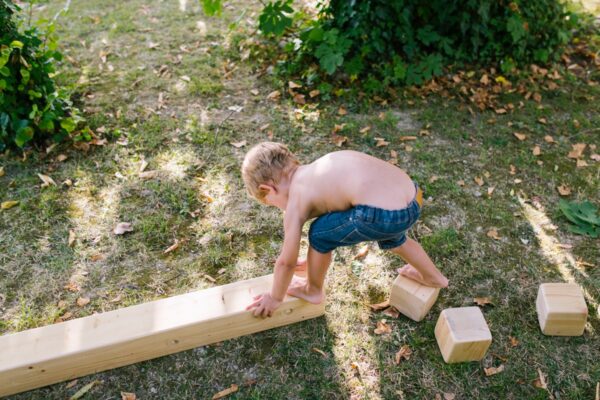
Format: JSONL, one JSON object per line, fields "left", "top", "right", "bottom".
{"left": 309, "top": 184, "right": 422, "bottom": 254}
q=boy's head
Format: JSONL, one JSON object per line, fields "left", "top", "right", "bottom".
{"left": 242, "top": 142, "right": 299, "bottom": 203}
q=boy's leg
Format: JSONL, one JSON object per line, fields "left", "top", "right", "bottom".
{"left": 287, "top": 245, "right": 332, "bottom": 304}
{"left": 389, "top": 238, "right": 448, "bottom": 288}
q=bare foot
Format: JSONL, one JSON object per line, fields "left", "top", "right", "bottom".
{"left": 397, "top": 264, "right": 448, "bottom": 288}
{"left": 286, "top": 277, "right": 325, "bottom": 304}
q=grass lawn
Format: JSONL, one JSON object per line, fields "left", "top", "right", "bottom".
{"left": 1, "top": 0, "right": 599, "bottom": 399}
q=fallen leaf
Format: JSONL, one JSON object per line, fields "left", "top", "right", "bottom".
{"left": 538, "top": 117, "right": 547, "bottom": 124}
{"left": 64, "top": 281, "right": 80, "bottom": 292}
{"left": 383, "top": 306, "right": 400, "bottom": 319}
{"left": 148, "top": 41, "right": 160, "bottom": 49}
{"left": 331, "top": 134, "right": 348, "bottom": 147}
{"left": 332, "top": 123, "right": 346, "bottom": 133}
{"left": 163, "top": 239, "right": 180, "bottom": 254}
{"left": 212, "top": 384, "right": 238, "bottom": 399}
{"left": 68, "top": 230, "right": 76, "bottom": 247}
{"left": 429, "top": 175, "right": 439, "bottom": 183}
{"left": 532, "top": 145, "right": 541, "bottom": 156}
{"left": 480, "top": 74, "right": 489, "bottom": 85}
{"left": 533, "top": 92, "right": 542, "bottom": 103}
{"left": 509, "top": 165, "right": 517, "bottom": 175}
{"left": 139, "top": 170, "right": 158, "bottom": 179}
{"left": 544, "top": 135, "right": 555, "bottom": 144}
{"left": 576, "top": 159, "right": 588, "bottom": 168}
{"left": 309, "top": 89, "right": 320, "bottom": 98}
{"left": 513, "top": 132, "right": 527, "bottom": 141}
{"left": 359, "top": 126, "right": 371, "bottom": 134}
{"left": 474, "top": 177, "right": 484, "bottom": 186}
{"left": 509, "top": 336, "right": 519, "bottom": 347}
{"left": 374, "top": 319, "right": 392, "bottom": 335}
{"left": 230, "top": 140, "right": 247, "bottom": 148}
{"left": 484, "top": 364, "right": 505, "bottom": 376}
{"left": 38, "top": 173, "right": 57, "bottom": 187}
{"left": 1, "top": 200, "right": 19, "bottom": 210}
{"left": 293, "top": 93, "right": 306, "bottom": 104}
{"left": 203, "top": 273, "right": 216, "bottom": 283}
{"left": 369, "top": 300, "right": 389, "bottom": 311}
{"left": 139, "top": 159, "right": 148, "bottom": 173}
{"left": 121, "top": 393, "right": 136, "bottom": 400}
{"left": 567, "top": 143, "right": 587, "bottom": 159}
{"left": 250, "top": 89, "right": 259, "bottom": 96}
{"left": 487, "top": 228, "right": 500, "bottom": 240}
{"left": 76, "top": 297, "right": 90, "bottom": 307}
{"left": 399, "top": 136, "right": 417, "bottom": 141}
{"left": 474, "top": 297, "right": 493, "bottom": 306}
{"left": 180, "top": 75, "right": 191, "bottom": 82}
{"left": 533, "top": 368, "right": 548, "bottom": 389}
{"left": 557, "top": 184, "right": 571, "bottom": 196}
{"left": 457, "top": 180, "right": 465, "bottom": 186}
{"left": 312, "top": 348, "right": 329, "bottom": 358}
{"left": 375, "top": 137, "right": 389, "bottom": 147}
{"left": 495, "top": 108, "right": 507, "bottom": 115}
{"left": 69, "top": 380, "right": 101, "bottom": 400}
{"left": 443, "top": 394, "right": 456, "bottom": 400}
{"left": 395, "top": 345, "right": 412, "bottom": 364}
{"left": 338, "top": 107, "right": 348, "bottom": 116}
{"left": 56, "top": 311, "right": 73, "bottom": 322}
{"left": 66, "top": 380, "right": 78, "bottom": 389}
{"left": 90, "top": 254, "right": 104, "bottom": 262}
{"left": 288, "top": 81, "right": 302, "bottom": 89}
{"left": 514, "top": 178, "right": 523, "bottom": 184}
{"left": 114, "top": 222, "right": 134, "bottom": 235}
{"left": 354, "top": 244, "right": 369, "bottom": 260}
{"left": 57, "top": 154, "right": 68, "bottom": 162}
{"left": 487, "top": 186, "right": 495, "bottom": 197}
{"left": 110, "top": 294, "right": 122, "bottom": 303}
{"left": 266, "top": 90, "right": 280, "bottom": 101}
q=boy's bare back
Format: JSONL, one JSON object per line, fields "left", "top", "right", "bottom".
{"left": 290, "top": 150, "right": 416, "bottom": 220}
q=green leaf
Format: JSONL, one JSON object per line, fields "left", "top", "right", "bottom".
{"left": 259, "top": 0, "right": 294, "bottom": 37}
{"left": 20, "top": 68, "right": 30, "bottom": 84}
{"left": 200, "top": 0, "right": 222, "bottom": 16}
{"left": 506, "top": 15, "right": 526, "bottom": 43}
{"left": 60, "top": 117, "right": 77, "bottom": 133}
{"left": 15, "top": 126, "right": 34, "bottom": 147}
{"left": 10, "top": 40, "right": 24, "bottom": 49}
{"left": 315, "top": 43, "right": 344, "bottom": 75}
{"left": 0, "top": 67, "right": 9, "bottom": 77}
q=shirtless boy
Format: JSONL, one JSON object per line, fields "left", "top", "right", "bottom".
{"left": 242, "top": 142, "right": 448, "bottom": 318}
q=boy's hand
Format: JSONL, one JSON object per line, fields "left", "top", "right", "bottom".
{"left": 246, "top": 293, "right": 282, "bottom": 318}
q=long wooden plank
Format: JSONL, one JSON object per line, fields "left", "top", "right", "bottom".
{"left": 0, "top": 274, "right": 325, "bottom": 397}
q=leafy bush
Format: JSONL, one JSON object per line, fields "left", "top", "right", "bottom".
{"left": 0, "top": 0, "right": 82, "bottom": 151}
{"left": 201, "top": 0, "right": 579, "bottom": 92}
{"left": 559, "top": 200, "right": 600, "bottom": 238}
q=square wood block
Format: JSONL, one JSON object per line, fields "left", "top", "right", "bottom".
{"left": 389, "top": 275, "right": 440, "bottom": 322}
{"left": 434, "top": 306, "right": 492, "bottom": 363}
{"left": 536, "top": 283, "right": 588, "bottom": 336}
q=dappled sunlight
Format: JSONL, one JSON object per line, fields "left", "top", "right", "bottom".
{"left": 155, "top": 147, "right": 200, "bottom": 181}
{"left": 518, "top": 196, "right": 599, "bottom": 322}
{"left": 178, "top": 0, "right": 187, "bottom": 12}
{"left": 231, "top": 257, "right": 268, "bottom": 282}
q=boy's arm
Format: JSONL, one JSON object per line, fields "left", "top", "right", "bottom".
{"left": 270, "top": 205, "right": 306, "bottom": 301}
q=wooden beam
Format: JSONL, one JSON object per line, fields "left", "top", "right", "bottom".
{"left": 0, "top": 274, "right": 325, "bottom": 397}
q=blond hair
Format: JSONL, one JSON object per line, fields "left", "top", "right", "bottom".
{"left": 242, "top": 142, "right": 299, "bottom": 200}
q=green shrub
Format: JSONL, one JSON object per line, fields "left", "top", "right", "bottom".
{"left": 0, "top": 0, "right": 83, "bottom": 151}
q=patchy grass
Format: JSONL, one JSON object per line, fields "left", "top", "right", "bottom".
{"left": 0, "top": 0, "right": 599, "bottom": 399}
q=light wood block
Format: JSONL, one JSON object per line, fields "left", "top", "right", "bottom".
{"left": 389, "top": 275, "right": 440, "bottom": 321}
{"left": 536, "top": 283, "right": 587, "bottom": 336}
{"left": 434, "top": 307, "right": 492, "bottom": 363}
{"left": 0, "top": 274, "right": 325, "bottom": 397}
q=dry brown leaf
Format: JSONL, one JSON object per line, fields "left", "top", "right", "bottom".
{"left": 369, "top": 300, "right": 390, "bottom": 311}
{"left": 513, "top": 132, "right": 527, "bottom": 141}
{"left": 487, "top": 228, "right": 500, "bottom": 240}
{"left": 383, "top": 306, "right": 400, "bottom": 319}
{"left": 309, "top": 89, "right": 320, "bottom": 98}
{"left": 354, "top": 244, "right": 369, "bottom": 260}
{"left": 509, "top": 336, "right": 519, "bottom": 347}
{"left": 1, "top": 200, "right": 19, "bottom": 210}
{"left": 487, "top": 186, "right": 496, "bottom": 197}
{"left": 419, "top": 129, "right": 431, "bottom": 136}
{"left": 532, "top": 145, "right": 541, "bottom": 156}
{"left": 474, "top": 297, "right": 493, "bottom": 306}
{"left": 90, "top": 254, "right": 105, "bottom": 262}
{"left": 375, "top": 137, "right": 389, "bottom": 147}
{"left": 114, "top": 222, "right": 134, "bottom": 235}
{"left": 38, "top": 173, "right": 57, "bottom": 187}
{"left": 110, "top": 294, "right": 122, "bottom": 303}
{"left": 429, "top": 175, "right": 439, "bottom": 183}
{"left": 66, "top": 380, "right": 78, "bottom": 389}
{"left": 266, "top": 90, "right": 281, "bottom": 101}
{"left": 509, "top": 165, "right": 516, "bottom": 175}
{"left": 514, "top": 178, "right": 523, "bottom": 184}
{"left": 533, "top": 368, "right": 548, "bottom": 389}
{"left": 480, "top": 74, "right": 489, "bottom": 85}
{"left": 76, "top": 297, "right": 90, "bottom": 307}
{"left": 338, "top": 107, "right": 348, "bottom": 116}
{"left": 374, "top": 319, "right": 392, "bottom": 335}
{"left": 57, "top": 300, "right": 67, "bottom": 308}
{"left": 395, "top": 345, "right": 412, "bottom": 364}
{"left": 64, "top": 281, "right": 80, "bottom": 292}
{"left": 331, "top": 134, "right": 348, "bottom": 147}
{"left": 457, "top": 180, "right": 465, "bottom": 187}
{"left": 293, "top": 93, "right": 306, "bottom": 105}
{"left": 163, "top": 239, "right": 180, "bottom": 254}
{"left": 259, "top": 123, "right": 270, "bottom": 131}
{"left": 121, "top": 392, "right": 136, "bottom": 400}
{"left": 139, "top": 159, "right": 149, "bottom": 173}
{"left": 139, "top": 170, "right": 158, "bottom": 179}
{"left": 56, "top": 311, "right": 73, "bottom": 322}
{"left": 359, "top": 126, "right": 371, "bottom": 134}
{"left": 557, "top": 184, "right": 571, "bottom": 196}
{"left": 474, "top": 177, "right": 484, "bottom": 186}
{"left": 68, "top": 230, "right": 76, "bottom": 247}
{"left": 495, "top": 108, "right": 507, "bottom": 115}
{"left": 538, "top": 117, "right": 547, "bottom": 125}
{"left": 230, "top": 140, "right": 247, "bottom": 148}
{"left": 332, "top": 123, "right": 346, "bottom": 133}
{"left": 250, "top": 89, "right": 259, "bottom": 96}
{"left": 484, "top": 364, "right": 505, "bottom": 376}
{"left": 212, "top": 384, "right": 238, "bottom": 400}
{"left": 288, "top": 81, "right": 302, "bottom": 89}
{"left": 57, "top": 154, "right": 68, "bottom": 162}
{"left": 533, "top": 92, "right": 542, "bottom": 103}
{"left": 311, "top": 348, "right": 329, "bottom": 358}
{"left": 544, "top": 135, "right": 555, "bottom": 144}
{"left": 576, "top": 159, "right": 588, "bottom": 168}
{"left": 399, "top": 136, "right": 417, "bottom": 141}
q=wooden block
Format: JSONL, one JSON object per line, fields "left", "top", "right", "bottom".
{"left": 536, "top": 283, "right": 587, "bottom": 336}
{"left": 0, "top": 274, "right": 325, "bottom": 397}
{"left": 434, "top": 307, "right": 492, "bottom": 363}
{"left": 389, "top": 275, "right": 440, "bottom": 321}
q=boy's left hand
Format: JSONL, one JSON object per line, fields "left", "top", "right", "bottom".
{"left": 246, "top": 293, "right": 282, "bottom": 318}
